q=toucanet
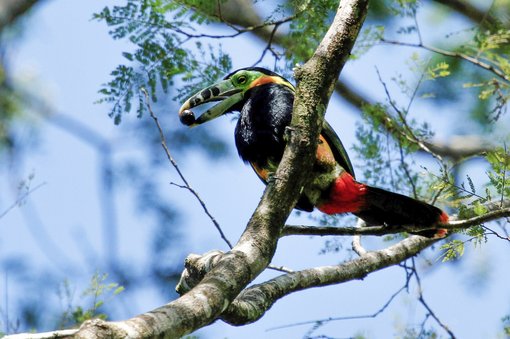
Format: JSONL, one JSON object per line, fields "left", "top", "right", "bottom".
{"left": 179, "top": 67, "right": 448, "bottom": 237}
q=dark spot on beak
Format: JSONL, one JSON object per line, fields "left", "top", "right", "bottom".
{"left": 191, "top": 97, "right": 201, "bottom": 107}
{"left": 179, "top": 109, "right": 196, "bottom": 126}
{"left": 211, "top": 86, "right": 220, "bottom": 96}
{"left": 201, "top": 89, "right": 211, "bottom": 101}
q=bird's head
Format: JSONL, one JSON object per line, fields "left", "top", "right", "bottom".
{"left": 178, "top": 67, "right": 294, "bottom": 126}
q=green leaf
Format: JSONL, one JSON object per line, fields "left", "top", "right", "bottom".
{"left": 440, "top": 240, "right": 464, "bottom": 262}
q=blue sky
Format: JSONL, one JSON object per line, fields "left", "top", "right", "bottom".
{"left": 1, "top": 1, "right": 509, "bottom": 338}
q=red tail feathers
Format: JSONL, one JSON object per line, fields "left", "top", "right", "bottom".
{"left": 317, "top": 172, "right": 448, "bottom": 238}
{"left": 317, "top": 173, "right": 367, "bottom": 215}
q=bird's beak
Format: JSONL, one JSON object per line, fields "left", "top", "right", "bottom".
{"left": 178, "top": 79, "right": 244, "bottom": 126}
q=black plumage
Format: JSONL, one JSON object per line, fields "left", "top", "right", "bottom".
{"left": 234, "top": 83, "right": 294, "bottom": 168}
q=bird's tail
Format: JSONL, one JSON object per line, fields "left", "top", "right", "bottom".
{"left": 317, "top": 173, "right": 448, "bottom": 238}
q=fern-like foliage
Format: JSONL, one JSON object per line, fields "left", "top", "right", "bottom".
{"left": 58, "top": 272, "right": 124, "bottom": 329}
{"left": 352, "top": 101, "right": 435, "bottom": 198}
{"left": 93, "top": 0, "right": 232, "bottom": 124}
{"left": 461, "top": 29, "right": 510, "bottom": 122}
{"left": 283, "top": 0, "right": 337, "bottom": 66}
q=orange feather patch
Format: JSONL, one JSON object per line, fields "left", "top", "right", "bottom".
{"left": 249, "top": 76, "right": 294, "bottom": 91}
{"left": 250, "top": 162, "right": 270, "bottom": 182}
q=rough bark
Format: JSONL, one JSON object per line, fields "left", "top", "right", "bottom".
{"left": 6, "top": 1, "right": 510, "bottom": 337}
{"left": 220, "top": 235, "right": 437, "bottom": 325}
{"left": 45, "top": 1, "right": 369, "bottom": 338}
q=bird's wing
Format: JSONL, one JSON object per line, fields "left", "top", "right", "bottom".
{"left": 321, "top": 120, "right": 355, "bottom": 178}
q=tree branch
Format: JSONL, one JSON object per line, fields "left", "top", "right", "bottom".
{"left": 282, "top": 199, "right": 510, "bottom": 237}
{"left": 196, "top": 0, "right": 494, "bottom": 164}
{"left": 0, "top": 182, "right": 46, "bottom": 219}
{"left": 432, "top": 0, "right": 492, "bottom": 24}
{"left": 220, "top": 235, "right": 437, "bottom": 325}
{"left": 5, "top": 329, "right": 78, "bottom": 339}
{"left": 142, "top": 88, "right": 234, "bottom": 249}
{"left": 423, "top": 135, "right": 493, "bottom": 161}
{"left": 268, "top": 285, "right": 406, "bottom": 332}
{"left": 41, "top": 1, "right": 369, "bottom": 338}
{"left": 380, "top": 38, "right": 510, "bottom": 84}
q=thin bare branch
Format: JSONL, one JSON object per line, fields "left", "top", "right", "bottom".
{"left": 142, "top": 89, "right": 234, "bottom": 249}
{"left": 0, "top": 182, "right": 46, "bottom": 219}
{"left": 5, "top": 329, "right": 78, "bottom": 339}
{"left": 252, "top": 23, "right": 282, "bottom": 67}
{"left": 483, "top": 224, "right": 510, "bottom": 241}
{"left": 179, "top": 1, "right": 310, "bottom": 40}
{"left": 269, "top": 285, "right": 406, "bottom": 332}
{"left": 352, "top": 219, "right": 368, "bottom": 256}
{"left": 412, "top": 258, "right": 456, "bottom": 338}
{"left": 380, "top": 38, "right": 510, "bottom": 84}
{"left": 375, "top": 67, "right": 445, "bottom": 163}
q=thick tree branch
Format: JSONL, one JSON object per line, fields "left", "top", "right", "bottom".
{"left": 220, "top": 235, "right": 437, "bottom": 325}
{"left": 32, "top": 1, "right": 368, "bottom": 338}
{"left": 198, "top": 0, "right": 494, "bottom": 162}
{"left": 423, "top": 135, "right": 493, "bottom": 161}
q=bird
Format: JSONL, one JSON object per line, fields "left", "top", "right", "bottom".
{"left": 178, "top": 67, "right": 448, "bottom": 237}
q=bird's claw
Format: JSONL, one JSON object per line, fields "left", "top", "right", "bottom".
{"left": 267, "top": 173, "right": 279, "bottom": 184}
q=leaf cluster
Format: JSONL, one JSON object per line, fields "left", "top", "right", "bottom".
{"left": 57, "top": 272, "right": 124, "bottom": 329}
{"left": 352, "top": 102, "right": 432, "bottom": 197}
{"left": 283, "top": 0, "right": 337, "bottom": 66}
{"left": 0, "top": 63, "right": 25, "bottom": 157}
{"left": 461, "top": 29, "right": 510, "bottom": 122}
{"left": 94, "top": 0, "right": 232, "bottom": 124}
{"left": 486, "top": 147, "right": 510, "bottom": 200}
{"left": 434, "top": 146, "right": 510, "bottom": 262}
{"left": 502, "top": 315, "right": 510, "bottom": 336}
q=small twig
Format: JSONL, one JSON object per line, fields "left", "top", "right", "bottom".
{"left": 283, "top": 224, "right": 389, "bottom": 236}
{"left": 141, "top": 89, "right": 233, "bottom": 249}
{"left": 399, "top": 144, "right": 418, "bottom": 198}
{"left": 267, "top": 264, "right": 294, "bottom": 273}
{"left": 413, "top": 9, "right": 423, "bottom": 45}
{"left": 375, "top": 67, "right": 445, "bottom": 164}
{"left": 417, "top": 313, "right": 432, "bottom": 338}
{"left": 0, "top": 182, "right": 46, "bottom": 220}
{"left": 252, "top": 23, "right": 282, "bottom": 66}
{"left": 351, "top": 235, "right": 366, "bottom": 256}
{"left": 267, "top": 285, "right": 407, "bottom": 332}
{"left": 412, "top": 258, "right": 457, "bottom": 338}
{"left": 482, "top": 225, "right": 510, "bottom": 241}
{"left": 497, "top": 222, "right": 510, "bottom": 238}
{"left": 380, "top": 38, "right": 510, "bottom": 84}
{"left": 398, "top": 260, "right": 415, "bottom": 291}
{"left": 501, "top": 143, "right": 508, "bottom": 207}
{"left": 351, "top": 219, "right": 367, "bottom": 256}
{"left": 4, "top": 329, "right": 78, "bottom": 339}
{"left": 177, "top": 4, "right": 308, "bottom": 40}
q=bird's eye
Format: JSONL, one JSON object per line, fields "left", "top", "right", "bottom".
{"left": 237, "top": 75, "right": 247, "bottom": 84}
